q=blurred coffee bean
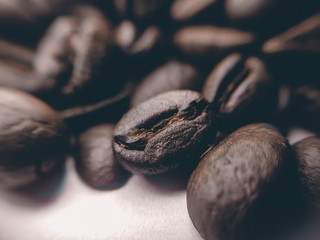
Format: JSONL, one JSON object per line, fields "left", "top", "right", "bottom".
{"left": 131, "top": 60, "right": 202, "bottom": 107}
{"left": 0, "top": 39, "right": 34, "bottom": 64}
{"left": 34, "top": 5, "right": 116, "bottom": 110}
{"left": 170, "top": 0, "right": 221, "bottom": 23}
{"left": 62, "top": 5, "right": 112, "bottom": 96}
{"left": 0, "top": 0, "right": 79, "bottom": 22}
{"left": 293, "top": 137, "right": 320, "bottom": 210}
{"left": 113, "top": 90, "right": 216, "bottom": 174}
{"left": 113, "top": 0, "right": 169, "bottom": 20}
{"left": 114, "top": 20, "right": 167, "bottom": 80}
{"left": 288, "top": 85, "right": 320, "bottom": 131}
{"left": 262, "top": 14, "right": 320, "bottom": 86}
{"left": 59, "top": 81, "right": 132, "bottom": 132}
{"left": 0, "top": 39, "right": 57, "bottom": 96}
{"left": 114, "top": 20, "right": 162, "bottom": 56}
{"left": 33, "top": 16, "right": 76, "bottom": 82}
{"left": 0, "top": 88, "right": 68, "bottom": 189}
{"left": 203, "top": 53, "right": 277, "bottom": 131}
{"left": 187, "top": 123, "right": 292, "bottom": 240}
{"left": 77, "top": 124, "right": 124, "bottom": 189}
{"left": 262, "top": 13, "right": 320, "bottom": 57}
{"left": 0, "top": 59, "right": 56, "bottom": 96}
{"left": 225, "top": 0, "right": 317, "bottom": 35}
{"left": 0, "top": 0, "right": 80, "bottom": 46}
{"left": 173, "top": 26, "right": 257, "bottom": 61}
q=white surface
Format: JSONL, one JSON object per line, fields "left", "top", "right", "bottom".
{"left": 0, "top": 159, "right": 202, "bottom": 240}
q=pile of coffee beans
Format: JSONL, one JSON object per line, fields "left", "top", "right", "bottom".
{"left": 0, "top": 0, "right": 319, "bottom": 239}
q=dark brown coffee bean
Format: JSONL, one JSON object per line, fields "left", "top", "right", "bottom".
{"left": 77, "top": 124, "right": 123, "bottom": 188}
{"left": 202, "top": 53, "right": 277, "bottom": 122}
{"left": 113, "top": 90, "right": 216, "bottom": 174}
{"left": 173, "top": 26, "right": 256, "bottom": 60}
{"left": 0, "top": 88, "right": 68, "bottom": 188}
{"left": 293, "top": 137, "right": 320, "bottom": 209}
{"left": 187, "top": 123, "right": 292, "bottom": 240}
{"left": 131, "top": 60, "right": 201, "bottom": 107}
{"left": 170, "top": 0, "right": 220, "bottom": 23}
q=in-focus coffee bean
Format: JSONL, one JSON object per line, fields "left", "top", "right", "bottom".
{"left": 113, "top": 90, "right": 216, "bottom": 174}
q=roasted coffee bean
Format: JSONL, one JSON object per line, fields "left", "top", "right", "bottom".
{"left": 170, "top": 0, "right": 220, "bottom": 23}
{"left": 288, "top": 85, "right": 320, "bottom": 132}
{"left": 173, "top": 26, "right": 256, "bottom": 60}
{"left": 0, "top": 39, "right": 34, "bottom": 64}
{"left": 59, "top": 81, "right": 132, "bottom": 132}
{"left": 114, "top": 21, "right": 162, "bottom": 56}
{"left": 262, "top": 14, "right": 320, "bottom": 86}
{"left": 187, "top": 123, "right": 292, "bottom": 240}
{"left": 63, "top": 5, "right": 112, "bottom": 96}
{"left": 0, "top": 39, "right": 57, "bottom": 95}
{"left": 0, "top": 59, "right": 56, "bottom": 96}
{"left": 33, "top": 16, "right": 76, "bottom": 82}
{"left": 113, "top": 0, "right": 169, "bottom": 19}
{"left": 202, "top": 53, "right": 277, "bottom": 129}
{"left": 0, "top": 88, "right": 68, "bottom": 188}
{"left": 262, "top": 13, "right": 320, "bottom": 57}
{"left": 225, "top": 0, "right": 316, "bottom": 35}
{"left": 34, "top": 5, "right": 112, "bottom": 99}
{"left": 130, "top": 60, "right": 201, "bottom": 107}
{"left": 77, "top": 124, "right": 123, "bottom": 188}
{"left": 113, "top": 90, "right": 216, "bottom": 174}
{"left": 293, "top": 137, "right": 320, "bottom": 209}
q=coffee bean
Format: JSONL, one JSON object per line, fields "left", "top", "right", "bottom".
{"left": 77, "top": 124, "right": 123, "bottom": 188}
{"left": 0, "top": 88, "right": 68, "bottom": 188}
{"left": 262, "top": 13, "right": 320, "bottom": 57}
{"left": 113, "top": 90, "right": 216, "bottom": 174}
{"left": 173, "top": 26, "right": 256, "bottom": 60}
{"left": 113, "top": 0, "right": 169, "bottom": 19}
{"left": 131, "top": 60, "right": 201, "bottom": 107}
{"left": 170, "top": 0, "right": 220, "bottom": 23}
{"left": 187, "top": 123, "right": 292, "bottom": 240}
{"left": 293, "top": 137, "right": 320, "bottom": 209}
{"left": 33, "top": 16, "right": 76, "bottom": 82}
{"left": 62, "top": 5, "right": 112, "bottom": 96}
{"left": 287, "top": 85, "right": 320, "bottom": 131}
{"left": 0, "top": 59, "right": 56, "bottom": 96}
{"left": 114, "top": 20, "right": 162, "bottom": 56}
{"left": 0, "top": 39, "right": 34, "bottom": 64}
{"left": 59, "top": 81, "right": 132, "bottom": 133}
{"left": 202, "top": 53, "right": 277, "bottom": 129}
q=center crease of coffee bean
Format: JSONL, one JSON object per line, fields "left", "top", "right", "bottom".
{"left": 115, "top": 99, "right": 208, "bottom": 151}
